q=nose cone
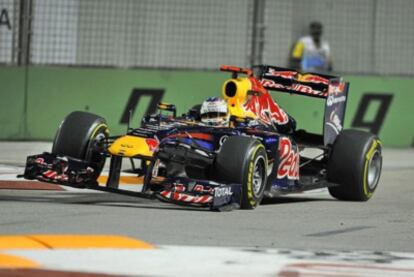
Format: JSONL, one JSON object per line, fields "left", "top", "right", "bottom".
{"left": 108, "top": 135, "right": 156, "bottom": 157}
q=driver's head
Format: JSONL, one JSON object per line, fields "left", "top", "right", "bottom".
{"left": 200, "top": 97, "right": 229, "bottom": 126}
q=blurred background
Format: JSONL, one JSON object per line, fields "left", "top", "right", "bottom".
{"left": 0, "top": 0, "right": 413, "bottom": 146}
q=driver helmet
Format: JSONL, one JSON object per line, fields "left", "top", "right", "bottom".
{"left": 200, "top": 97, "right": 229, "bottom": 126}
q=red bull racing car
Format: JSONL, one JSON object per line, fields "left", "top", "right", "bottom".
{"left": 21, "top": 65, "right": 383, "bottom": 211}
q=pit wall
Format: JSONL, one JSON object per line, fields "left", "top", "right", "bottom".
{"left": 1, "top": 66, "right": 412, "bottom": 147}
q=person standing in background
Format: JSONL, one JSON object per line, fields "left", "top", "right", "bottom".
{"left": 289, "top": 21, "right": 332, "bottom": 73}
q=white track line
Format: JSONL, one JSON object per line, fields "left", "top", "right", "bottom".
{"left": 4, "top": 247, "right": 414, "bottom": 277}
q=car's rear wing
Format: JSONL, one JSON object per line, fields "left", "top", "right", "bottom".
{"left": 253, "top": 65, "right": 340, "bottom": 98}
{"left": 252, "top": 65, "right": 350, "bottom": 145}
{"left": 220, "top": 64, "right": 350, "bottom": 145}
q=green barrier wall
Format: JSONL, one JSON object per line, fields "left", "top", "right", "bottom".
{"left": 0, "top": 67, "right": 26, "bottom": 139}
{"left": 0, "top": 66, "right": 413, "bottom": 147}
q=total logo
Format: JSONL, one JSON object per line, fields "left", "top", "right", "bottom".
{"left": 277, "top": 137, "right": 299, "bottom": 180}
{"left": 214, "top": 187, "right": 233, "bottom": 197}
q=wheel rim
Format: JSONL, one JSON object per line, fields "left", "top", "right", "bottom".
{"left": 252, "top": 156, "right": 265, "bottom": 197}
{"left": 367, "top": 150, "right": 381, "bottom": 190}
{"left": 87, "top": 132, "right": 106, "bottom": 157}
{"left": 86, "top": 128, "right": 108, "bottom": 173}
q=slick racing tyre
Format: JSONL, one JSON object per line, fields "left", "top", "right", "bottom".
{"left": 327, "top": 129, "right": 382, "bottom": 201}
{"left": 214, "top": 136, "right": 267, "bottom": 209}
{"left": 52, "top": 111, "right": 109, "bottom": 180}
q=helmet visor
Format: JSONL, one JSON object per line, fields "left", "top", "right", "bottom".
{"left": 201, "top": 112, "right": 228, "bottom": 120}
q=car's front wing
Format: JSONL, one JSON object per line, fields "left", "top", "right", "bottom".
{"left": 20, "top": 153, "right": 241, "bottom": 211}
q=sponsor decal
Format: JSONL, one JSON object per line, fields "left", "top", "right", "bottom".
{"left": 146, "top": 138, "right": 159, "bottom": 152}
{"left": 266, "top": 69, "right": 296, "bottom": 79}
{"left": 324, "top": 81, "right": 348, "bottom": 145}
{"left": 292, "top": 83, "right": 325, "bottom": 96}
{"left": 42, "top": 170, "right": 69, "bottom": 182}
{"left": 326, "top": 110, "right": 343, "bottom": 135}
{"left": 159, "top": 190, "right": 213, "bottom": 204}
{"left": 219, "top": 135, "right": 228, "bottom": 146}
{"left": 260, "top": 79, "right": 327, "bottom": 97}
{"left": 214, "top": 187, "right": 233, "bottom": 198}
{"left": 265, "top": 137, "right": 278, "bottom": 144}
{"left": 261, "top": 78, "right": 286, "bottom": 90}
{"left": 193, "top": 184, "right": 214, "bottom": 194}
{"left": 299, "top": 74, "right": 330, "bottom": 85}
{"left": 326, "top": 94, "right": 346, "bottom": 107}
{"left": 172, "top": 183, "right": 186, "bottom": 193}
{"left": 35, "top": 158, "right": 46, "bottom": 165}
{"left": 328, "top": 81, "right": 346, "bottom": 95}
{"left": 277, "top": 137, "right": 299, "bottom": 180}
{"left": 244, "top": 78, "right": 289, "bottom": 125}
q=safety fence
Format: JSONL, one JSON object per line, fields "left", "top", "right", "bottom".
{"left": 0, "top": 0, "right": 414, "bottom": 75}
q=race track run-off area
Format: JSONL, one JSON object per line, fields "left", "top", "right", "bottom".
{"left": 1, "top": 142, "right": 414, "bottom": 276}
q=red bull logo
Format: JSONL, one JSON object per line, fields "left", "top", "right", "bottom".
{"left": 244, "top": 78, "right": 289, "bottom": 125}
{"left": 146, "top": 138, "right": 159, "bottom": 152}
{"left": 299, "top": 74, "right": 330, "bottom": 85}
{"left": 328, "top": 81, "right": 346, "bottom": 95}
{"left": 267, "top": 69, "right": 296, "bottom": 79}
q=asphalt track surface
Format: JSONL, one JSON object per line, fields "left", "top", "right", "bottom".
{"left": 1, "top": 142, "right": 414, "bottom": 252}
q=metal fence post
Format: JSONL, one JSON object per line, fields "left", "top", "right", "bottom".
{"left": 17, "top": 0, "right": 32, "bottom": 66}
{"left": 17, "top": 0, "right": 33, "bottom": 138}
{"left": 250, "top": 0, "right": 265, "bottom": 66}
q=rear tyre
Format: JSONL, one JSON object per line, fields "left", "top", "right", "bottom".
{"left": 327, "top": 129, "right": 382, "bottom": 201}
{"left": 52, "top": 111, "right": 109, "bottom": 180}
{"left": 214, "top": 136, "right": 267, "bottom": 209}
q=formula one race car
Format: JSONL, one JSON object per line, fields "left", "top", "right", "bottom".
{"left": 21, "top": 65, "right": 382, "bottom": 211}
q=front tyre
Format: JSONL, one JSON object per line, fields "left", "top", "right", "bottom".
{"left": 327, "top": 129, "right": 382, "bottom": 201}
{"left": 52, "top": 111, "right": 109, "bottom": 180}
{"left": 214, "top": 136, "right": 268, "bottom": 209}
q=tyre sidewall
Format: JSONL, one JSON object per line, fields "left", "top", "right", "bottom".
{"left": 241, "top": 144, "right": 267, "bottom": 209}
{"left": 52, "top": 111, "right": 108, "bottom": 178}
{"left": 328, "top": 129, "right": 382, "bottom": 201}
